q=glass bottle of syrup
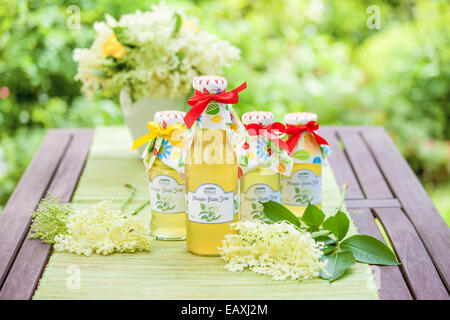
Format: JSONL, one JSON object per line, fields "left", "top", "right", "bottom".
{"left": 146, "top": 111, "right": 187, "bottom": 240}
{"left": 240, "top": 111, "right": 290, "bottom": 220}
{"left": 185, "top": 76, "right": 246, "bottom": 256}
{"left": 281, "top": 112, "right": 324, "bottom": 217}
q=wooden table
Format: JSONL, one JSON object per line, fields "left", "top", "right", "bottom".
{"left": 0, "top": 126, "right": 448, "bottom": 300}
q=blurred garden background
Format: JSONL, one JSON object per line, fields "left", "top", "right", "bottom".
{"left": 0, "top": 0, "right": 449, "bottom": 224}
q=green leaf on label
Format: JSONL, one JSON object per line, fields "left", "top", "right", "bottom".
{"left": 294, "top": 150, "right": 310, "bottom": 161}
{"left": 239, "top": 155, "right": 249, "bottom": 167}
{"left": 319, "top": 251, "right": 355, "bottom": 282}
{"left": 178, "top": 154, "right": 184, "bottom": 167}
{"left": 340, "top": 235, "right": 399, "bottom": 265}
{"left": 261, "top": 200, "right": 300, "bottom": 227}
{"left": 205, "top": 103, "right": 220, "bottom": 115}
{"left": 322, "top": 211, "right": 350, "bottom": 241}
{"left": 200, "top": 203, "right": 206, "bottom": 210}
{"left": 172, "top": 13, "right": 182, "bottom": 36}
{"left": 301, "top": 204, "right": 325, "bottom": 231}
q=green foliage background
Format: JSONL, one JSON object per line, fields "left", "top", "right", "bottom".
{"left": 0, "top": 0, "right": 449, "bottom": 223}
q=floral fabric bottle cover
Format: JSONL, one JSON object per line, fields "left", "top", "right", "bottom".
{"left": 281, "top": 112, "right": 331, "bottom": 216}
{"left": 133, "top": 110, "right": 187, "bottom": 240}
{"left": 240, "top": 111, "right": 293, "bottom": 220}
{"left": 184, "top": 75, "right": 254, "bottom": 256}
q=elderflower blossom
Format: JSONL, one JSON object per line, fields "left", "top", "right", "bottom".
{"left": 219, "top": 221, "right": 325, "bottom": 281}
{"left": 29, "top": 192, "right": 72, "bottom": 244}
{"left": 54, "top": 201, "right": 152, "bottom": 256}
{"left": 74, "top": 2, "right": 240, "bottom": 99}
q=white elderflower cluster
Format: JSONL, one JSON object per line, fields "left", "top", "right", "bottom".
{"left": 54, "top": 201, "right": 152, "bottom": 256}
{"left": 74, "top": 2, "right": 240, "bottom": 99}
{"left": 219, "top": 221, "right": 325, "bottom": 281}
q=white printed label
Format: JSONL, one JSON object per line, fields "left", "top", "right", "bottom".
{"left": 187, "top": 183, "right": 236, "bottom": 224}
{"left": 150, "top": 175, "right": 185, "bottom": 213}
{"left": 282, "top": 169, "right": 321, "bottom": 206}
{"left": 241, "top": 184, "right": 282, "bottom": 220}
{"left": 234, "top": 192, "right": 240, "bottom": 215}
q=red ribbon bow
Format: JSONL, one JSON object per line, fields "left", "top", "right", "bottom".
{"left": 184, "top": 82, "right": 247, "bottom": 129}
{"left": 244, "top": 122, "right": 289, "bottom": 152}
{"left": 285, "top": 121, "right": 328, "bottom": 154}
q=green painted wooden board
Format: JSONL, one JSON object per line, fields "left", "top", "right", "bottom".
{"left": 33, "top": 127, "right": 379, "bottom": 300}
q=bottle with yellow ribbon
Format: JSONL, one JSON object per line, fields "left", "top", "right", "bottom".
{"left": 184, "top": 75, "right": 253, "bottom": 256}
{"left": 133, "top": 111, "right": 187, "bottom": 240}
{"left": 281, "top": 112, "right": 331, "bottom": 217}
{"left": 240, "top": 111, "right": 293, "bottom": 220}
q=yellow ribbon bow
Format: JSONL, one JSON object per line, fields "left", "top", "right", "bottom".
{"left": 132, "top": 121, "right": 185, "bottom": 151}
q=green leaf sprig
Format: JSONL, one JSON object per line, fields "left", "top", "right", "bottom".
{"left": 260, "top": 186, "right": 399, "bottom": 282}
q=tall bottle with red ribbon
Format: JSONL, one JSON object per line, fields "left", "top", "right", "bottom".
{"left": 133, "top": 111, "right": 187, "bottom": 240}
{"left": 184, "top": 75, "right": 251, "bottom": 256}
{"left": 240, "top": 111, "right": 293, "bottom": 220}
{"left": 281, "top": 112, "right": 331, "bottom": 216}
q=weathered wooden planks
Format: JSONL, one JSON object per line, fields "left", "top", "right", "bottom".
{"left": 0, "top": 132, "right": 71, "bottom": 288}
{"left": 363, "top": 128, "right": 450, "bottom": 291}
{"left": 319, "top": 127, "right": 364, "bottom": 200}
{"left": 345, "top": 199, "right": 401, "bottom": 209}
{"left": 338, "top": 131, "right": 393, "bottom": 199}
{"left": 374, "top": 208, "right": 449, "bottom": 299}
{"left": 0, "top": 130, "right": 94, "bottom": 300}
{"left": 322, "top": 126, "right": 449, "bottom": 299}
{"left": 349, "top": 208, "right": 412, "bottom": 300}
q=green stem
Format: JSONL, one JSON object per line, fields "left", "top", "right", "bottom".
{"left": 120, "top": 183, "right": 136, "bottom": 212}
{"left": 273, "top": 220, "right": 308, "bottom": 234}
{"left": 125, "top": 200, "right": 150, "bottom": 217}
{"left": 337, "top": 183, "right": 348, "bottom": 212}
{"left": 311, "top": 230, "right": 331, "bottom": 238}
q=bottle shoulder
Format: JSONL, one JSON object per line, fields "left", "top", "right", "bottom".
{"left": 150, "top": 158, "right": 184, "bottom": 183}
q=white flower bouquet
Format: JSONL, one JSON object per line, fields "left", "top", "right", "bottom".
{"left": 74, "top": 2, "right": 240, "bottom": 100}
